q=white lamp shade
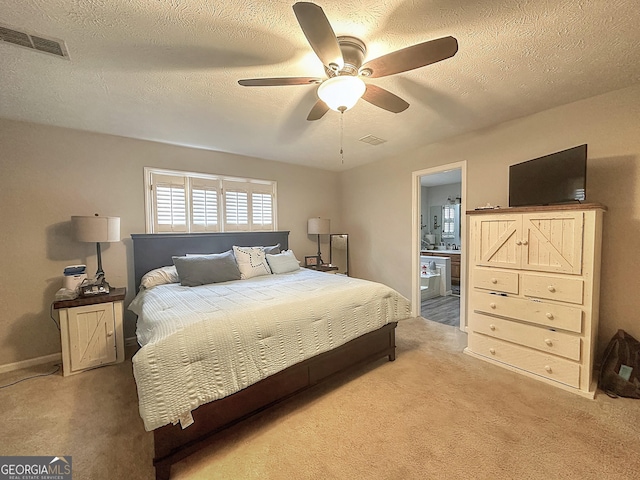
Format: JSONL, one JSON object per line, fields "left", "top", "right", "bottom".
{"left": 72, "top": 216, "right": 120, "bottom": 243}
{"left": 317, "top": 76, "right": 366, "bottom": 112}
{"left": 308, "top": 217, "right": 330, "bottom": 235}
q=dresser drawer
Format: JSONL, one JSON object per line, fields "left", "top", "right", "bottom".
{"left": 472, "top": 268, "right": 519, "bottom": 294}
{"left": 469, "top": 313, "right": 581, "bottom": 361}
{"left": 471, "top": 291, "right": 583, "bottom": 333}
{"left": 468, "top": 332, "right": 580, "bottom": 388}
{"left": 522, "top": 274, "right": 583, "bottom": 305}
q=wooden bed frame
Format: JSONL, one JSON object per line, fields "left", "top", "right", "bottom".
{"left": 131, "top": 231, "right": 398, "bottom": 480}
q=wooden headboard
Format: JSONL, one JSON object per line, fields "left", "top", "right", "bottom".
{"left": 131, "top": 231, "right": 290, "bottom": 290}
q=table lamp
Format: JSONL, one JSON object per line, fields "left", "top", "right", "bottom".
{"left": 308, "top": 217, "right": 330, "bottom": 265}
{"left": 72, "top": 214, "right": 120, "bottom": 282}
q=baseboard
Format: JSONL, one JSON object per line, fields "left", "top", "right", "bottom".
{"left": 0, "top": 352, "right": 62, "bottom": 375}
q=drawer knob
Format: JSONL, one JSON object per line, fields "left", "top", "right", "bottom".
{"left": 489, "top": 324, "right": 496, "bottom": 331}
{"left": 522, "top": 240, "right": 528, "bottom": 245}
{"left": 516, "top": 240, "right": 522, "bottom": 246}
{"left": 491, "top": 278, "right": 498, "bottom": 284}
{"left": 489, "top": 348, "right": 496, "bottom": 355}
{"left": 489, "top": 302, "right": 497, "bottom": 309}
{"left": 545, "top": 339, "right": 553, "bottom": 346}
{"left": 545, "top": 365, "right": 552, "bottom": 373}
{"left": 107, "top": 331, "right": 114, "bottom": 337}
{"left": 547, "top": 285, "right": 556, "bottom": 293}
{"left": 546, "top": 312, "right": 554, "bottom": 320}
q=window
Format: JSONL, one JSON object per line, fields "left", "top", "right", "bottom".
{"left": 442, "top": 204, "right": 455, "bottom": 238}
{"left": 144, "top": 168, "right": 277, "bottom": 233}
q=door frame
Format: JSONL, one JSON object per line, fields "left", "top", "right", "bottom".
{"left": 411, "top": 161, "right": 468, "bottom": 331}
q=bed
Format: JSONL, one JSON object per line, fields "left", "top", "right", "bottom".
{"left": 130, "top": 231, "right": 411, "bottom": 480}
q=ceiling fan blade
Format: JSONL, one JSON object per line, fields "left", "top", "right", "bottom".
{"left": 360, "top": 36, "right": 458, "bottom": 78}
{"left": 307, "top": 99, "right": 330, "bottom": 121}
{"left": 293, "top": 2, "right": 344, "bottom": 72}
{"left": 238, "top": 77, "right": 323, "bottom": 87}
{"left": 362, "top": 84, "right": 409, "bottom": 113}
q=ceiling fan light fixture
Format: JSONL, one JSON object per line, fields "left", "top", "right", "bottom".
{"left": 317, "top": 75, "right": 366, "bottom": 112}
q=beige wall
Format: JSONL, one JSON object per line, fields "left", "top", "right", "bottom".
{"left": 2, "top": 83, "right": 638, "bottom": 367}
{"left": 341, "top": 83, "right": 640, "bottom": 357}
{"left": 0, "top": 120, "right": 341, "bottom": 366}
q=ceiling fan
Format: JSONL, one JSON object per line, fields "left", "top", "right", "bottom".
{"left": 238, "top": 2, "right": 458, "bottom": 121}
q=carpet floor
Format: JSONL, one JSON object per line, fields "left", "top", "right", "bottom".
{"left": 2, "top": 318, "right": 639, "bottom": 480}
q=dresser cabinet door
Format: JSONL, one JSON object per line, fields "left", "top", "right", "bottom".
{"left": 67, "top": 303, "right": 117, "bottom": 371}
{"left": 521, "top": 212, "right": 584, "bottom": 275}
{"left": 473, "top": 212, "right": 584, "bottom": 275}
{"left": 473, "top": 214, "right": 521, "bottom": 269}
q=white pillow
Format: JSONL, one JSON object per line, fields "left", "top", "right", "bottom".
{"left": 266, "top": 250, "right": 301, "bottom": 274}
{"left": 140, "top": 265, "right": 179, "bottom": 289}
{"left": 232, "top": 246, "right": 272, "bottom": 279}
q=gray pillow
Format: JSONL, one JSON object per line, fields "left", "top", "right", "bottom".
{"left": 263, "top": 244, "right": 281, "bottom": 255}
{"left": 172, "top": 250, "right": 241, "bottom": 287}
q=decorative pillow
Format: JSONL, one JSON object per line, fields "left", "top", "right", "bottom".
{"left": 262, "top": 244, "right": 281, "bottom": 255}
{"left": 140, "top": 265, "right": 180, "bottom": 289}
{"left": 233, "top": 246, "right": 272, "bottom": 279}
{"left": 172, "top": 250, "right": 241, "bottom": 287}
{"left": 266, "top": 249, "right": 301, "bottom": 274}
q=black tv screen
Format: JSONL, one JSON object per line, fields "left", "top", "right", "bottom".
{"left": 509, "top": 145, "right": 587, "bottom": 207}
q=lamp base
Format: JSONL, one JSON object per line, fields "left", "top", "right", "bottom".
{"left": 79, "top": 277, "right": 110, "bottom": 296}
{"left": 316, "top": 235, "right": 325, "bottom": 265}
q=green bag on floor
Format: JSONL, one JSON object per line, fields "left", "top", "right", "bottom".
{"left": 599, "top": 330, "right": 640, "bottom": 399}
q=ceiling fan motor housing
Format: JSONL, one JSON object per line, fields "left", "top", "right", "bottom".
{"left": 325, "top": 36, "right": 366, "bottom": 77}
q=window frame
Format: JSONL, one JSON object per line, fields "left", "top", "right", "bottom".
{"left": 144, "top": 167, "right": 277, "bottom": 234}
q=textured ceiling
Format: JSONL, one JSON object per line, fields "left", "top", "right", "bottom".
{"left": 1, "top": 0, "right": 639, "bottom": 171}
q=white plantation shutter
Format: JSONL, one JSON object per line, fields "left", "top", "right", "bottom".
{"left": 442, "top": 204, "right": 455, "bottom": 238}
{"left": 152, "top": 173, "right": 188, "bottom": 232}
{"left": 145, "top": 168, "right": 276, "bottom": 233}
{"left": 223, "top": 181, "right": 249, "bottom": 231}
{"left": 191, "top": 178, "right": 220, "bottom": 232}
{"left": 251, "top": 187, "right": 274, "bottom": 230}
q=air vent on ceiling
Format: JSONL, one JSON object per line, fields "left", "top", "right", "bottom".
{"left": 0, "top": 23, "right": 69, "bottom": 59}
{"left": 359, "top": 134, "right": 387, "bottom": 146}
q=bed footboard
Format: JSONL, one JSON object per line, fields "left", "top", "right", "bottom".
{"left": 152, "top": 321, "right": 398, "bottom": 480}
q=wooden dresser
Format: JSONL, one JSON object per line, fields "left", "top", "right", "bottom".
{"left": 464, "top": 204, "right": 605, "bottom": 398}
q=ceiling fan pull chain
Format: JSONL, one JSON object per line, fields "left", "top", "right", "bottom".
{"left": 340, "top": 109, "right": 344, "bottom": 164}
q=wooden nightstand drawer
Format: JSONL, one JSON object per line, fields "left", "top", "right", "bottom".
{"left": 471, "top": 291, "right": 583, "bottom": 333}
{"left": 522, "top": 274, "right": 583, "bottom": 305}
{"left": 469, "top": 332, "right": 580, "bottom": 388}
{"left": 473, "top": 268, "right": 519, "bottom": 294}
{"left": 469, "top": 313, "right": 581, "bottom": 361}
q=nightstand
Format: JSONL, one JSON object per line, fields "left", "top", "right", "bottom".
{"left": 305, "top": 264, "right": 339, "bottom": 273}
{"left": 53, "top": 287, "right": 126, "bottom": 376}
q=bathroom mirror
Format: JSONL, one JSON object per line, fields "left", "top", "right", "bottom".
{"left": 329, "top": 234, "right": 349, "bottom": 276}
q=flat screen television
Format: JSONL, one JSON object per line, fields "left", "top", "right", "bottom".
{"left": 508, "top": 144, "right": 587, "bottom": 207}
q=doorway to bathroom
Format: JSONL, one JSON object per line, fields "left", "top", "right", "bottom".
{"left": 411, "top": 162, "right": 467, "bottom": 331}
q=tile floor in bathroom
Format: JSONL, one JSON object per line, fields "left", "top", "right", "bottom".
{"left": 421, "top": 294, "right": 460, "bottom": 327}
